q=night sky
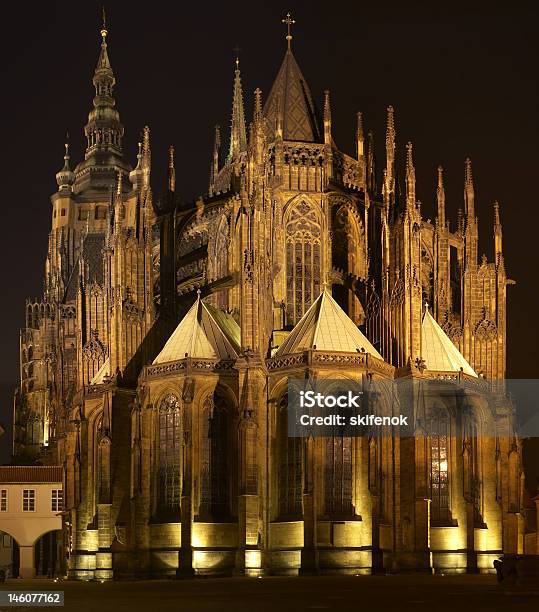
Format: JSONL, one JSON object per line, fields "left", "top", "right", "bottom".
{"left": 0, "top": 2, "right": 537, "bottom": 484}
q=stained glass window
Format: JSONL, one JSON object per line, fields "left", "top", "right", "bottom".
{"left": 285, "top": 201, "right": 321, "bottom": 326}
{"left": 158, "top": 394, "right": 181, "bottom": 512}
{"left": 430, "top": 408, "right": 450, "bottom": 524}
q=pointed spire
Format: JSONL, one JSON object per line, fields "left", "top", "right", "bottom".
{"left": 83, "top": 9, "right": 127, "bottom": 174}
{"left": 114, "top": 170, "right": 124, "bottom": 231}
{"left": 405, "top": 142, "right": 416, "bottom": 211}
{"left": 141, "top": 126, "right": 151, "bottom": 192}
{"left": 209, "top": 125, "right": 221, "bottom": 195}
{"left": 282, "top": 12, "right": 296, "bottom": 51}
{"left": 356, "top": 112, "right": 364, "bottom": 159}
{"left": 168, "top": 145, "right": 175, "bottom": 193}
{"left": 323, "top": 90, "right": 332, "bottom": 145}
{"left": 367, "top": 130, "right": 376, "bottom": 194}
{"left": 494, "top": 201, "right": 503, "bottom": 256}
{"left": 228, "top": 58, "right": 247, "bottom": 160}
{"left": 464, "top": 157, "right": 475, "bottom": 218}
{"left": 254, "top": 88, "right": 263, "bottom": 123}
{"left": 56, "top": 135, "right": 75, "bottom": 190}
{"left": 437, "top": 165, "right": 446, "bottom": 227}
{"left": 384, "top": 106, "right": 396, "bottom": 203}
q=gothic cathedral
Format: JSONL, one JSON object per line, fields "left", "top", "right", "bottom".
{"left": 13, "top": 17, "right": 523, "bottom": 579}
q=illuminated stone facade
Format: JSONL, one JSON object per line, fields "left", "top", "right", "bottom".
{"left": 13, "top": 17, "right": 525, "bottom": 579}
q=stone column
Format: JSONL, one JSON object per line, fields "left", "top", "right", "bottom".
{"left": 178, "top": 379, "right": 194, "bottom": 577}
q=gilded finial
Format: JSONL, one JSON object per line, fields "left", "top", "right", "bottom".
{"left": 494, "top": 201, "right": 500, "bottom": 225}
{"left": 437, "top": 165, "right": 444, "bottom": 188}
{"left": 116, "top": 170, "right": 123, "bottom": 196}
{"left": 465, "top": 157, "right": 473, "bottom": 186}
{"left": 233, "top": 44, "right": 241, "bottom": 70}
{"left": 282, "top": 12, "right": 296, "bottom": 50}
{"left": 406, "top": 141, "right": 414, "bottom": 169}
{"left": 356, "top": 112, "right": 364, "bottom": 139}
{"left": 101, "top": 6, "right": 108, "bottom": 40}
{"left": 254, "top": 88, "right": 262, "bottom": 121}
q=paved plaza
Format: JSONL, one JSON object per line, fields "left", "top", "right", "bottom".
{"left": 0, "top": 574, "right": 537, "bottom": 612}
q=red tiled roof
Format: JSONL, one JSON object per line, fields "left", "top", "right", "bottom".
{"left": 0, "top": 466, "right": 63, "bottom": 484}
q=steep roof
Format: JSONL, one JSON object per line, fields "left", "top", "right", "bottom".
{"left": 263, "top": 49, "right": 321, "bottom": 143}
{"left": 422, "top": 309, "right": 477, "bottom": 377}
{"left": 153, "top": 297, "right": 241, "bottom": 364}
{"left": 275, "top": 290, "right": 383, "bottom": 358}
{"left": 0, "top": 466, "right": 63, "bottom": 484}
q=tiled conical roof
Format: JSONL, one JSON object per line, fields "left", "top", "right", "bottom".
{"left": 275, "top": 290, "right": 382, "bottom": 358}
{"left": 263, "top": 49, "right": 321, "bottom": 143}
{"left": 153, "top": 297, "right": 240, "bottom": 364}
{"left": 422, "top": 308, "right": 477, "bottom": 377}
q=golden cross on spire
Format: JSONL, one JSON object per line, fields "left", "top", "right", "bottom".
{"left": 282, "top": 12, "right": 295, "bottom": 50}
{"left": 101, "top": 6, "right": 108, "bottom": 40}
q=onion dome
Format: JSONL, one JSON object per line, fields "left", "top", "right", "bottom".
{"left": 56, "top": 142, "right": 75, "bottom": 190}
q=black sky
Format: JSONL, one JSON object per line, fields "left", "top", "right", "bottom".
{"left": 0, "top": 1, "right": 537, "bottom": 481}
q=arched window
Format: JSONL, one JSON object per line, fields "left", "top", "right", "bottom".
{"left": 158, "top": 394, "right": 181, "bottom": 512}
{"left": 285, "top": 200, "right": 321, "bottom": 326}
{"left": 323, "top": 436, "right": 353, "bottom": 517}
{"left": 278, "top": 395, "right": 303, "bottom": 518}
{"left": 430, "top": 407, "right": 450, "bottom": 525}
{"left": 200, "top": 391, "right": 229, "bottom": 519}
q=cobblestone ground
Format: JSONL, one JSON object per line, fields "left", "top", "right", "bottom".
{"left": 0, "top": 574, "right": 537, "bottom": 612}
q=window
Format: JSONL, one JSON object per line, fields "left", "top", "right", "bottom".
{"left": 95, "top": 206, "right": 107, "bottom": 220}
{"left": 323, "top": 436, "right": 353, "bottom": 517}
{"left": 430, "top": 407, "right": 450, "bottom": 524}
{"left": 23, "top": 489, "right": 35, "bottom": 512}
{"left": 200, "top": 392, "right": 230, "bottom": 519}
{"left": 61, "top": 208, "right": 66, "bottom": 217}
{"left": 158, "top": 394, "right": 181, "bottom": 512}
{"left": 0, "top": 490, "right": 7, "bottom": 512}
{"left": 51, "top": 489, "right": 63, "bottom": 512}
{"left": 285, "top": 201, "right": 321, "bottom": 325}
{"left": 278, "top": 395, "right": 303, "bottom": 517}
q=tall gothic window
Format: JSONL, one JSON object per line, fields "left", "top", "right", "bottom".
{"left": 323, "top": 436, "right": 353, "bottom": 517}
{"left": 430, "top": 407, "right": 450, "bottom": 525}
{"left": 278, "top": 395, "right": 303, "bottom": 517}
{"left": 200, "top": 392, "right": 229, "bottom": 519}
{"left": 285, "top": 201, "right": 321, "bottom": 326}
{"left": 158, "top": 394, "right": 181, "bottom": 513}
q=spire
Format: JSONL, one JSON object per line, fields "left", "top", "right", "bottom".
{"left": 405, "top": 142, "right": 415, "bottom": 212}
{"left": 168, "top": 145, "right": 175, "bottom": 193}
{"left": 437, "top": 165, "right": 445, "bottom": 227}
{"left": 323, "top": 90, "right": 332, "bottom": 145}
{"left": 254, "top": 88, "right": 263, "bottom": 123}
{"left": 209, "top": 125, "right": 221, "bottom": 196}
{"left": 356, "top": 112, "right": 364, "bottom": 159}
{"left": 367, "top": 130, "right": 376, "bottom": 194}
{"left": 228, "top": 58, "right": 247, "bottom": 160}
{"left": 494, "top": 201, "right": 503, "bottom": 256}
{"left": 56, "top": 136, "right": 75, "bottom": 190}
{"left": 263, "top": 15, "right": 321, "bottom": 143}
{"left": 114, "top": 170, "right": 124, "bottom": 231}
{"left": 464, "top": 157, "right": 475, "bottom": 218}
{"left": 77, "top": 10, "right": 131, "bottom": 188}
{"left": 141, "top": 126, "right": 151, "bottom": 193}
{"left": 384, "top": 106, "right": 396, "bottom": 203}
